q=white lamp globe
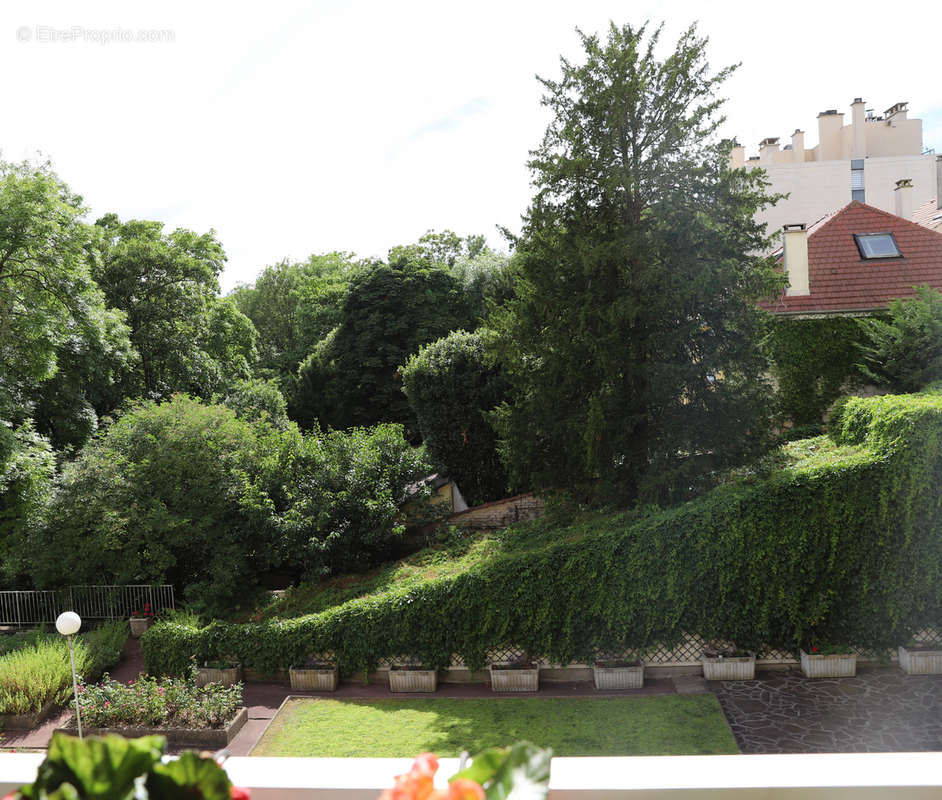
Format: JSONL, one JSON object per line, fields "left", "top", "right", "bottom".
{"left": 55, "top": 611, "right": 81, "bottom": 636}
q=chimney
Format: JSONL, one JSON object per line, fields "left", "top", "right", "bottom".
{"left": 885, "top": 101, "right": 908, "bottom": 122}
{"left": 791, "top": 129, "right": 805, "bottom": 162}
{"left": 783, "top": 224, "right": 810, "bottom": 296}
{"left": 895, "top": 178, "right": 913, "bottom": 219}
{"left": 730, "top": 143, "right": 745, "bottom": 169}
{"left": 759, "top": 137, "right": 779, "bottom": 165}
{"left": 851, "top": 97, "right": 866, "bottom": 159}
{"left": 817, "top": 109, "right": 844, "bottom": 160}
{"left": 936, "top": 155, "right": 941, "bottom": 210}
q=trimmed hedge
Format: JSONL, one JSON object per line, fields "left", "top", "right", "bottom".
{"left": 143, "top": 391, "right": 942, "bottom": 676}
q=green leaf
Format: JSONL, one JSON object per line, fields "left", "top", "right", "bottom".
{"left": 21, "top": 733, "right": 165, "bottom": 799}
{"left": 450, "top": 741, "right": 552, "bottom": 800}
{"left": 145, "top": 752, "right": 233, "bottom": 800}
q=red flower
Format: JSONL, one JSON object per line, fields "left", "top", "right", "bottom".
{"left": 811, "top": 646, "right": 818, "bottom": 653}
{"left": 230, "top": 787, "right": 251, "bottom": 800}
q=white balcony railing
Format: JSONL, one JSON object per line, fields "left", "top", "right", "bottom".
{"left": 1, "top": 752, "right": 941, "bottom": 798}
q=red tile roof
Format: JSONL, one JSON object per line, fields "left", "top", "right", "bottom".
{"left": 760, "top": 201, "right": 942, "bottom": 316}
{"left": 912, "top": 197, "right": 942, "bottom": 232}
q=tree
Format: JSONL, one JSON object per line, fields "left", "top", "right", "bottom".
{"left": 489, "top": 22, "right": 783, "bottom": 504}
{"left": 401, "top": 330, "right": 509, "bottom": 505}
{"left": 857, "top": 285, "right": 942, "bottom": 393}
{"left": 0, "top": 160, "right": 130, "bottom": 424}
{"left": 229, "top": 252, "right": 364, "bottom": 384}
{"left": 93, "top": 215, "right": 256, "bottom": 401}
{"left": 29, "top": 395, "right": 300, "bottom": 614}
{"left": 291, "top": 260, "right": 476, "bottom": 434}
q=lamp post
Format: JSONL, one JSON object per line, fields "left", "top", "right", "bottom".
{"left": 55, "top": 611, "right": 82, "bottom": 739}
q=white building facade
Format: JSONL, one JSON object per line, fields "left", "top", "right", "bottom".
{"left": 730, "top": 99, "right": 942, "bottom": 234}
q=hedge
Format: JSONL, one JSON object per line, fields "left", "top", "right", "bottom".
{"left": 142, "top": 391, "right": 942, "bottom": 676}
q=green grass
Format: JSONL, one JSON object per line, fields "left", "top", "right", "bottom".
{"left": 251, "top": 695, "right": 739, "bottom": 757}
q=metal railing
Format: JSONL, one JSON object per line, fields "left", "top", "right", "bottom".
{"left": 0, "top": 585, "right": 174, "bottom": 627}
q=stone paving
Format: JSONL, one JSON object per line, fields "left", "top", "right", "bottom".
{"left": 710, "top": 666, "right": 942, "bottom": 753}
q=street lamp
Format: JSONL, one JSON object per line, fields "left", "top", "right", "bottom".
{"left": 55, "top": 611, "right": 82, "bottom": 739}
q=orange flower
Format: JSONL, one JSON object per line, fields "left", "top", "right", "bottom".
{"left": 379, "top": 754, "right": 484, "bottom": 800}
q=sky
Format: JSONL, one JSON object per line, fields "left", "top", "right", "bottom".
{"left": 2, "top": 0, "right": 939, "bottom": 292}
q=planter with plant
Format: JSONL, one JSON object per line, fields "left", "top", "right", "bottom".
{"left": 129, "top": 603, "right": 154, "bottom": 638}
{"left": 489, "top": 658, "right": 539, "bottom": 692}
{"left": 701, "top": 643, "right": 755, "bottom": 681}
{"left": 289, "top": 657, "right": 339, "bottom": 691}
{"left": 59, "top": 673, "right": 247, "bottom": 747}
{"left": 898, "top": 643, "right": 942, "bottom": 675}
{"left": 388, "top": 663, "right": 438, "bottom": 693}
{"left": 800, "top": 644, "right": 857, "bottom": 678}
{"left": 195, "top": 655, "right": 243, "bottom": 688}
{"left": 592, "top": 658, "right": 644, "bottom": 690}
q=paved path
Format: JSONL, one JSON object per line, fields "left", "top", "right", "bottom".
{"left": 710, "top": 666, "right": 942, "bottom": 753}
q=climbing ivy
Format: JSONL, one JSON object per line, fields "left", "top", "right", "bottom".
{"left": 762, "top": 316, "right": 870, "bottom": 424}
{"left": 142, "top": 391, "right": 942, "bottom": 676}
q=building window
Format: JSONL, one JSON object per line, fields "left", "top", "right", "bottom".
{"left": 853, "top": 232, "right": 902, "bottom": 259}
{"left": 851, "top": 159, "right": 864, "bottom": 203}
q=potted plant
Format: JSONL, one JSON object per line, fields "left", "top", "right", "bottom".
{"left": 800, "top": 643, "right": 857, "bottom": 678}
{"left": 388, "top": 663, "right": 438, "bottom": 693}
{"left": 195, "top": 657, "right": 243, "bottom": 687}
{"left": 489, "top": 656, "right": 539, "bottom": 692}
{"left": 701, "top": 642, "right": 756, "bottom": 681}
{"left": 593, "top": 658, "right": 644, "bottom": 690}
{"left": 898, "top": 642, "right": 942, "bottom": 675}
{"left": 129, "top": 603, "right": 153, "bottom": 638}
{"left": 289, "top": 657, "right": 339, "bottom": 691}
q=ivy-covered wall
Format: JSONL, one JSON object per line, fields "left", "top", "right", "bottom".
{"left": 763, "top": 316, "right": 869, "bottom": 424}
{"left": 142, "top": 391, "right": 942, "bottom": 677}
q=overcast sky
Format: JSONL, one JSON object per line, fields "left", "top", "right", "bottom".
{"left": 3, "top": 0, "right": 939, "bottom": 291}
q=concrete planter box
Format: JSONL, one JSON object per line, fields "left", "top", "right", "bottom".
{"left": 702, "top": 655, "right": 755, "bottom": 681}
{"left": 129, "top": 618, "right": 150, "bottom": 638}
{"left": 593, "top": 662, "right": 643, "bottom": 690}
{"left": 56, "top": 707, "right": 247, "bottom": 748}
{"left": 195, "top": 665, "right": 243, "bottom": 687}
{"left": 800, "top": 649, "right": 856, "bottom": 678}
{"left": 388, "top": 666, "right": 437, "bottom": 693}
{"left": 289, "top": 665, "right": 339, "bottom": 691}
{"left": 490, "top": 662, "right": 539, "bottom": 692}
{"left": 898, "top": 645, "right": 942, "bottom": 675}
{"left": 0, "top": 699, "right": 58, "bottom": 730}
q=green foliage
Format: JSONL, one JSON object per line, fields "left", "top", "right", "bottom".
{"left": 13, "top": 733, "right": 235, "bottom": 800}
{"left": 229, "top": 251, "right": 363, "bottom": 385}
{"left": 488, "top": 22, "right": 783, "bottom": 503}
{"left": 217, "top": 377, "right": 290, "bottom": 430}
{"left": 0, "top": 159, "right": 131, "bottom": 427}
{"left": 291, "top": 260, "right": 476, "bottom": 435}
{"left": 28, "top": 395, "right": 300, "bottom": 615}
{"left": 857, "top": 285, "right": 942, "bottom": 393}
{"left": 143, "top": 391, "right": 942, "bottom": 677}
{"left": 0, "top": 622, "right": 126, "bottom": 715}
{"left": 93, "top": 214, "right": 257, "bottom": 401}
{"left": 401, "top": 330, "right": 508, "bottom": 505}
{"left": 0, "top": 422, "right": 55, "bottom": 586}
{"left": 79, "top": 673, "right": 242, "bottom": 729}
{"left": 278, "top": 424, "right": 432, "bottom": 579}
{"left": 763, "top": 316, "right": 865, "bottom": 424}
{"left": 452, "top": 741, "right": 551, "bottom": 800}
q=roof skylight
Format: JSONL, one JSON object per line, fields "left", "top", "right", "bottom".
{"left": 853, "top": 232, "right": 902, "bottom": 259}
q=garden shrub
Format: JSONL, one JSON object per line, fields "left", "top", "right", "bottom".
{"left": 763, "top": 316, "right": 866, "bottom": 424}
{"left": 79, "top": 674, "right": 242, "bottom": 729}
{"left": 857, "top": 285, "right": 942, "bottom": 393}
{"left": 401, "top": 330, "right": 509, "bottom": 506}
{"left": 0, "top": 621, "right": 128, "bottom": 716}
{"left": 141, "top": 391, "right": 942, "bottom": 677}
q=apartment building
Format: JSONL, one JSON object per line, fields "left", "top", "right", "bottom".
{"left": 731, "top": 99, "right": 942, "bottom": 235}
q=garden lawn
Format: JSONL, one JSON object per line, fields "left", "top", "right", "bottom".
{"left": 251, "top": 695, "right": 738, "bottom": 757}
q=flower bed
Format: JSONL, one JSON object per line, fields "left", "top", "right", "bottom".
{"left": 78, "top": 674, "right": 243, "bottom": 730}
